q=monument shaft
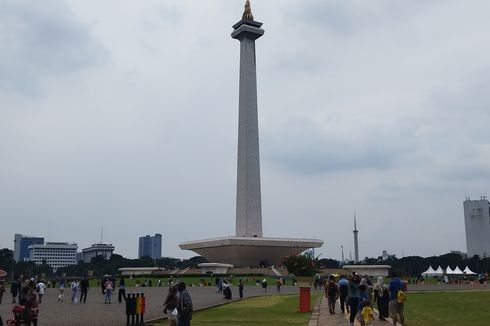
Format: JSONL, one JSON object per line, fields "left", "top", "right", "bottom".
{"left": 232, "top": 19, "right": 264, "bottom": 237}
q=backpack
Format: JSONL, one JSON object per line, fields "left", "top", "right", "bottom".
{"left": 397, "top": 290, "right": 407, "bottom": 303}
{"left": 327, "top": 282, "right": 338, "bottom": 297}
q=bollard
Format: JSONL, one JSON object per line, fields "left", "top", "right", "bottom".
{"left": 125, "top": 293, "right": 145, "bottom": 326}
{"left": 298, "top": 287, "right": 311, "bottom": 312}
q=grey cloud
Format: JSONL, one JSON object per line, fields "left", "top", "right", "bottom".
{"left": 0, "top": 0, "right": 107, "bottom": 94}
{"left": 262, "top": 115, "right": 416, "bottom": 174}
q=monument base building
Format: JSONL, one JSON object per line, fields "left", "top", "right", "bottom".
{"left": 180, "top": 236, "right": 322, "bottom": 267}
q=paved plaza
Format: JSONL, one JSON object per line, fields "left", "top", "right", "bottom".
{"left": 0, "top": 285, "right": 300, "bottom": 326}
{"left": 1, "top": 283, "right": 489, "bottom": 325}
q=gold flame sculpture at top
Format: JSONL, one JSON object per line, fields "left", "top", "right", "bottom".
{"left": 242, "top": 0, "right": 254, "bottom": 20}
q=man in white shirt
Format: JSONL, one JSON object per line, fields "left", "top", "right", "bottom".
{"left": 36, "top": 280, "right": 46, "bottom": 303}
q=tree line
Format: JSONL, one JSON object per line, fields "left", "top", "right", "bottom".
{"left": 0, "top": 248, "right": 207, "bottom": 279}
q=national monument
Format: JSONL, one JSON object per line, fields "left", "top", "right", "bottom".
{"left": 179, "top": 1, "right": 323, "bottom": 267}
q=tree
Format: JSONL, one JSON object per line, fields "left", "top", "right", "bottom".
{"left": 283, "top": 252, "right": 319, "bottom": 276}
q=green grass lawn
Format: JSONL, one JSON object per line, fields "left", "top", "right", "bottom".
{"left": 405, "top": 291, "right": 490, "bottom": 326}
{"left": 153, "top": 294, "right": 320, "bottom": 326}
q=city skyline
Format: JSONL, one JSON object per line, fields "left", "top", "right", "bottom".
{"left": 1, "top": 1, "right": 490, "bottom": 260}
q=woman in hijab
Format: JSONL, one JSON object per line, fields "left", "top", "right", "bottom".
{"left": 163, "top": 285, "right": 179, "bottom": 326}
{"left": 373, "top": 277, "right": 389, "bottom": 320}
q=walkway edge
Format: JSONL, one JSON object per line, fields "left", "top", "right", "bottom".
{"left": 307, "top": 296, "right": 322, "bottom": 326}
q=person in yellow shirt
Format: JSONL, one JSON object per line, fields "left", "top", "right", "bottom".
{"left": 361, "top": 300, "right": 375, "bottom": 326}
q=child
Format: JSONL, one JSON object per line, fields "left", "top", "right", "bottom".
{"left": 361, "top": 300, "right": 375, "bottom": 326}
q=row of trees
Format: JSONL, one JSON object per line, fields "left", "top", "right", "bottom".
{"left": 0, "top": 248, "right": 207, "bottom": 279}
{"left": 3, "top": 246, "right": 490, "bottom": 279}
{"left": 283, "top": 252, "right": 490, "bottom": 277}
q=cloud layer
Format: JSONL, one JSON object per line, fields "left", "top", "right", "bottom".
{"left": 1, "top": 0, "right": 489, "bottom": 260}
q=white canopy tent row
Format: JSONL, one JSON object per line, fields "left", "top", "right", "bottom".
{"left": 421, "top": 265, "right": 477, "bottom": 276}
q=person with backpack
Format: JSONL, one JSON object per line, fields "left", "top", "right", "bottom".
{"left": 177, "top": 282, "right": 193, "bottom": 326}
{"left": 324, "top": 275, "right": 339, "bottom": 314}
{"left": 338, "top": 275, "right": 349, "bottom": 314}
{"left": 389, "top": 272, "right": 405, "bottom": 326}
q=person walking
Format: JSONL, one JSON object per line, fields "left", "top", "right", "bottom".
{"left": 35, "top": 280, "right": 46, "bottom": 303}
{"left": 389, "top": 272, "right": 405, "bottom": 326}
{"left": 177, "top": 282, "right": 193, "bottom": 326}
{"left": 10, "top": 279, "right": 19, "bottom": 304}
{"left": 238, "top": 279, "right": 244, "bottom": 299}
{"left": 163, "top": 285, "right": 179, "bottom": 326}
{"left": 70, "top": 280, "right": 79, "bottom": 303}
{"left": 325, "top": 274, "right": 339, "bottom": 314}
{"left": 118, "top": 277, "right": 126, "bottom": 303}
{"left": 373, "top": 277, "right": 389, "bottom": 320}
{"left": 80, "top": 277, "right": 89, "bottom": 303}
{"left": 338, "top": 275, "right": 349, "bottom": 314}
{"left": 261, "top": 279, "right": 267, "bottom": 293}
{"left": 58, "top": 281, "right": 65, "bottom": 302}
{"left": 104, "top": 278, "right": 114, "bottom": 304}
{"left": 276, "top": 277, "right": 282, "bottom": 292}
{"left": 348, "top": 274, "right": 360, "bottom": 326}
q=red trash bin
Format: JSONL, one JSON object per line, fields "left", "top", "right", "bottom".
{"left": 298, "top": 287, "right": 311, "bottom": 312}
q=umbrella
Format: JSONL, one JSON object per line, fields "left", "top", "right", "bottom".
{"left": 0, "top": 269, "right": 7, "bottom": 277}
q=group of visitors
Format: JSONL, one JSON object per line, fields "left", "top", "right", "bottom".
{"left": 163, "top": 282, "right": 193, "bottom": 326}
{"left": 6, "top": 276, "right": 41, "bottom": 325}
{"left": 323, "top": 272, "right": 406, "bottom": 326}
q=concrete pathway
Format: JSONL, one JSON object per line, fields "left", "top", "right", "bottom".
{"left": 312, "top": 296, "right": 394, "bottom": 326}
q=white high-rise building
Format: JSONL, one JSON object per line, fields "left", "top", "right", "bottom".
{"left": 82, "top": 243, "right": 115, "bottom": 263}
{"left": 29, "top": 242, "right": 78, "bottom": 270}
{"left": 464, "top": 197, "right": 490, "bottom": 258}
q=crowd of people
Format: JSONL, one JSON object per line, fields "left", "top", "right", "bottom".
{"left": 323, "top": 272, "right": 406, "bottom": 326}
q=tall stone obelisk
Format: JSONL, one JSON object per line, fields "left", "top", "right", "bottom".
{"left": 232, "top": 1, "right": 264, "bottom": 238}
{"left": 179, "top": 2, "right": 324, "bottom": 267}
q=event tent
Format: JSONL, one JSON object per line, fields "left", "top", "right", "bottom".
{"left": 445, "top": 266, "right": 455, "bottom": 274}
{"left": 434, "top": 266, "right": 444, "bottom": 275}
{"left": 463, "top": 266, "right": 476, "bottom": 275}
{"left": 453, "top": 266, "right": 464, "bottom": 275}
{"left": 421, "top": 266, "right": 437, "bottom": 276}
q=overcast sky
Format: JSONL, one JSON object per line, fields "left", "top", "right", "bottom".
{"left": 1, "top": 0, "right": 489, "bottom": 261}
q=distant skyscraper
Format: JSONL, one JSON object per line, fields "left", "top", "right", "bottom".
{"left": 353, "top": 214, "right": 359, "bottom": 263}
{"left": 14, "top": 234, "right": 44, "bottom": 262}
{"left": 138, "top": 234, "right": 162, "bottom": 259}
{"left": 464, "top": 197, "right": 490, "bottom": 258}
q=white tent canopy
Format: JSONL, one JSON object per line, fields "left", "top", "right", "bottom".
{"left": 445, "top": 266, "right": 454, "bottom": 274}
{"left": 463, "top": 266, "right": 477, "bottom": 275}
{"left": 434, "top": 266, "right": 444, "bottom": 275}
{"left": 421, "top": 266, "right": 437, "bottom": 276}
{"left": 453, "top": 266, "right": 464, "bottom": 275}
